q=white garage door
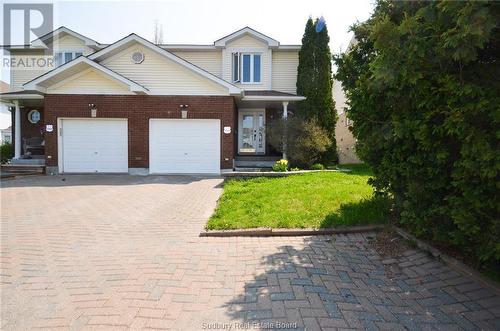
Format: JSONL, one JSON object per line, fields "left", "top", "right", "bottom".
{"left": 149, "top": 119, "right": 220, "bottom": 174}
{"left": 60, "top": 119, "right": 128, "bottom": 173}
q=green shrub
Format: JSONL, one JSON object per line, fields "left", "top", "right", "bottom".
{"left": 272, "top": 159, "right": 288, "bottom": 172}
{"left": 334, "top": 0, "right": 500, "bottom": 268}
{"left": 310, "top": 163, "right": 324, "bottom": 170}
{"left": 0, "top": 143, "right": 13, "bottom": 163}
{"left": 266, "top": 117, "right": 331, "bottom": 168}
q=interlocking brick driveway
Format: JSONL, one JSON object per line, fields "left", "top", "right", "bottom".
{"left": 1, "top": 175, "right": 499, "bottom": 331}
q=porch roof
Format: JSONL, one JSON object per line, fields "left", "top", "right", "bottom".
{"left": 238, "top": 90, "right": 305, "bottom": 109}
{"left": 242, "top": 90, "right": 305, "bottom": 101}
{"left": 0, "top": 90, "right": 44, "bottom": 101}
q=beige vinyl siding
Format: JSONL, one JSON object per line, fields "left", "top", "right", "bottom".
{"left": 50, "top": 34, "right": 95, "bottom": 55}
{"left": 170, "top": 51, "right": 222, "bottom": 78}
{"left": 226, "top": 34, "right": 268, "bottom": 48}
{"left": 271, "top": 50, "right": 299, "bottom": 94}
{"left": 102, "top": 44, "right": 229, "bottom": 95}
{"left": 9, "top": 35, "right": 94, "bottom": 91}
{"left": 11, "top": 68, "right": 48, "bottom": 91}
{"left": 47, "top": 68, "right": 133, "bottom": 94}
{"left": 9, "top": 49, "right": 49, "bottom": 91}
{"left": 222, "top": 35, "right": 271, "bottom": 90}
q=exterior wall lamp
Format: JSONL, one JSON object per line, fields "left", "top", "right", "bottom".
{"left": 180, "top": 104, "right": 189, "bottom": 119}
{"left": 89, "top": 103, "right": 97, "bottom": 117}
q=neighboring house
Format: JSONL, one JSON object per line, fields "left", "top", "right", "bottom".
{"left": 0, "top": 81, "right": 12, "bottom": 135}
{"left": 0, "top": 26, "right": 304, "bottom": 174}
{"left": 1, "top": 126, "right": 12, "bottom": 144}
{"left": 333, "top": 79, "right": 361, "bottom": 164}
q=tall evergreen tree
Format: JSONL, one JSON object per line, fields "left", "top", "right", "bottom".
{"left": 296, "top": 17, "right": 337, "bottom": 163}
{"left": 296, "top": 18, "right": 316, "bottom": 118}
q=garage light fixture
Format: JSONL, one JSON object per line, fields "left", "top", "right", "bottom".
{"left": 89, "top": 103, "right": 97, "bottom": 117}
{"left": 180, "top": 104, "right": 189, "bottom": 119}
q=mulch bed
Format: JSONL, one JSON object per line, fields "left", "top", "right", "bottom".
{"left": 368, "top": 228, "right": 411, "bottom": 258}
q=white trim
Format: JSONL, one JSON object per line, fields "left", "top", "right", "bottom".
{"left": 0, "top": 94, "right": 44, "bottom": 100}
{"left": 242, "top": 95, "right": 305, "bottom": 101}
{"left": 54, "top": 50, "right": 84, "bottom": 67}
{"left": 214, "top": 27, "right": 279, "bottom": 48}
{"left": 268, "top": 51, "right": 273, "bottom": 90}
{"left": 58, "top": 117, "right": 129, "bottom": 174}
{"left": 27, "top": 109, "right": 41, "bottom": 124}
{"left": 239, "top": 53, "right": 262, "bottom": 84}
{"left": 226, "top": 47, "right": 267, "bottom": 53}
{"left": 160, "top": 45, "right": 217, "bottom": 50}
{"left": 274, "top": 45, "right": 301, "bottom": 50}
{"left": 88, "top": 34, "right": 242, "bottom": 95}
{"left": 160, "top": 44, "right": 301, "bottom": 51}
{"left": 23, "top": 57, "right": 149, "bottom": 94}
{"left": 14, "top": 101, "right": 21, "bottom": 159}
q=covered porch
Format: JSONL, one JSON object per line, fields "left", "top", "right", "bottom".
{"left": 235, "top": 90, "right": 305, "bottom": 170}
{"left": 0, "top": 91, "right": 46, "bottom": 166}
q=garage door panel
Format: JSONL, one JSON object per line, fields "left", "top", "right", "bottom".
{"left": 150, "top": 119, "right": 220, "bottom": 174}
{"left": 61, "top": 119, "right": 128, "bottom": 173}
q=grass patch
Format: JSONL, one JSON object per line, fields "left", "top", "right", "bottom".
{"left": 207, "top": 165, "right": 391, "bottom": 230}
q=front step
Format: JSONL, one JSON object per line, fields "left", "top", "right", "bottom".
{"left": 234, "top": 167, "right": 272, "bottom": 172}
{"left": 235, "top": 159, "right": 278, "bottom": 168}
{"left": 1, "top": 164, "right": 46, "bottom": 177}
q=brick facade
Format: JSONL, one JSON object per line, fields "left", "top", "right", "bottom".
{"left": 43, "top": 95, "right": 237, "bottom": 170}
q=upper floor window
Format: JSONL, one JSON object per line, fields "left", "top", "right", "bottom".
{"left": 54, "top": 51, "right": 83, "bottom": 67}
{"left": 231, "top": 52, "right": 261, "bottom": 84}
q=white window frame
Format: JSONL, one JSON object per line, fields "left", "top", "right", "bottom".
{"left": 232, "top": 52, "right": 262, "bottom": 84}
{"left": 54, "top": 50, "right": 84, "bottom": 67}
{"left": 232, "top": 52, "right": 240, "bottom": 83}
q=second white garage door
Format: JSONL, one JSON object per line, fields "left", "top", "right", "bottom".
{"left": 60, "top": 119, "right": 128, "bottom": 173}
{"left": 149, "top": 119, "right": 220, "bottom": 174}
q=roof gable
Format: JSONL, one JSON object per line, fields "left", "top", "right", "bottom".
{"left": 101, "top": 43, "right": 230, "bottom": 95}
{"left": 31, "top": 26, "right": 101, "bottom": 49}
{"left": 23, "top": 57, "right": 148, "bottom": 94}
{"left": 88, "top": 34, "right": 241, "bottom": 95}
{"left": 47, "top": 67, "right": 135, "bottom": 95}
{"left": 214, "top": 27, "right": 279, "bottom": 48}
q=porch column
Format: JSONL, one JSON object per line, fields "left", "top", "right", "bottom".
{"left": 282, "top": 101, "right": 289, "bottom": 160}
{"left": 14, "top": 100, "right": 21, "bottom": 159}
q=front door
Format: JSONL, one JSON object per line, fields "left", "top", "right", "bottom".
{"left": 238, "top": 110, "right": 265, "bottom": 154}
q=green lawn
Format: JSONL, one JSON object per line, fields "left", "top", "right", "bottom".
{"left": 207, "top": 165, "right": 391, "bottom": 230}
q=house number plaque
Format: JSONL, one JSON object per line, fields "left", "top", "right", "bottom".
{"left": 223, "top": 126, "right": 231, "bottom": 134}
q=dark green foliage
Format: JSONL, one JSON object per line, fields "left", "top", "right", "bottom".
{"left": 310, "top": 163, "right": 324, "bottom": 170}
{"left": 296, "top": 17, "right": 338, "bottom": 163}
{"left": 0, "top": 143, "right": 13, "bottom": 163}
{"left": 266, "top": 117, "right": 331, "bottom": 168}
{"left": 334, "top": 0, "right": 500, "bottom": 268}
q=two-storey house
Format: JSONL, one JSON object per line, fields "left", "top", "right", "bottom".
{"left": 1, "top": 26, "right": 304, "bottom": 174}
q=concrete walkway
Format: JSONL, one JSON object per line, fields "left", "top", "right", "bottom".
{"left": 1, "top": 175, "right": 499, "bottom": 330}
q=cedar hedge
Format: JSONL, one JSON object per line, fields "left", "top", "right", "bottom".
{"left": 334, "top": 1, "right": 499, "bottom": 268}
